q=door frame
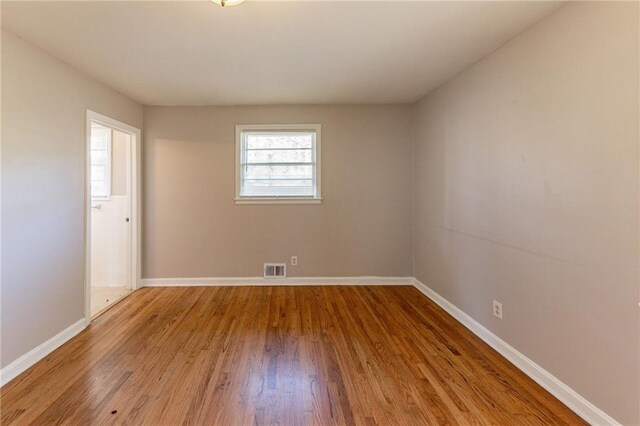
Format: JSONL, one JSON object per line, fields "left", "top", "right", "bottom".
{"left": 84, "top": 110, "right": 142, "bottom": 322}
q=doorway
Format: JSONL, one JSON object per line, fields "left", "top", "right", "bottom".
{"left": 85, "top": 111, "right": 141, "bottom": 320}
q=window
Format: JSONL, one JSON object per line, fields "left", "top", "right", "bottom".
{"left": 235, "top": 124, "right": 321, "bottom": 204}
{"left": 90, "top": 124, "right": 112, "bottom": 199}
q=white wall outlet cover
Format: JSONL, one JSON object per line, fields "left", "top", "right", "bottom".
{"left": 493, "top": 300, "right": 503, "bottom": 319}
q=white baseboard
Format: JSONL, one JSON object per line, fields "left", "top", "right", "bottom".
{"left": 0, "top": 318, "right": 88, "bottom": 387}
{"left": 412, "top": 279, "right": 619, "bottom": 426}
{"left": 142, "top": 276, "right": 414, "bottom": 287}
{"left": 92, "top": 284, "right": 128, "bottom": 288}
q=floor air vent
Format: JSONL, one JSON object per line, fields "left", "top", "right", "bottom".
{"left": 264, "top": 263, "right": 286, "bottom": 278}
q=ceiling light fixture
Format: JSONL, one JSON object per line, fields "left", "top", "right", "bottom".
{"left": 211, "top": 0, "right": 245, "bottom": 7}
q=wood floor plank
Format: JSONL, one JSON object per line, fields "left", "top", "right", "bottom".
{"left": 0, "top": 286, "right": 586, "bottom": 425}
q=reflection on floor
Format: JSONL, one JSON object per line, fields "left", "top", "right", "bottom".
{"left": 91, "top": 286, "right": 129, "bottom": 316}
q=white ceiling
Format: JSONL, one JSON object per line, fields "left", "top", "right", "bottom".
{"left": 1, "top": 1, "right": 563, "bottom": 106}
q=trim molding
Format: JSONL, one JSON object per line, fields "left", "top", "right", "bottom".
{"left": 412, "top": 279, "right": 620, "bottom": 426}
{"left": 142, "top": 276, "right": 414, "bottom": 287}
{"left": 0, "top": 318, "right": 88, "bottom": 387}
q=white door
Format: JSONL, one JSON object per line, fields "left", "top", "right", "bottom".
{"left": 89, "top": 124, "right": 132, "bottom": 314}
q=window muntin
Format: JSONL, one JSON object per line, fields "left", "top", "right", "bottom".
{"left": 236, "top": 125, "right": 321, "bottom": 202}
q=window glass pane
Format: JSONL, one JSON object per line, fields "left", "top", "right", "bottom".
{"left": 91, "top": 181, "right": 106, "bottom": 197}
{"left": 244, "top": 164, "right": 313, "bottom": 180}
{"left": 91, "top": 129, "right": 110, "bottom": 149}
{"left": 90, "top": 125, "right": 111, "bottom": 199}
{"left": 241, "top": 185, "right": 315, "bottom": 197}
{"left": 246, "top": 133, "right": 313, "bottom": 149}
{"left": 245, "top": 149, "right": 312, "bottom": 164}
{"left": 91, "top": 165, "right": 106, "bottom": 181}
{"left": 91, "top": 139, "right": 107, "bottom": 150}
{"left": 91, "top": 150, "right": 108, "bottom": 165}
{"left": 244, "top": 179, "right": 313, "bottom": 187}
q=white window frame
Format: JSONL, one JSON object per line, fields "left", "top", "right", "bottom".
{"left": 235, "top": 124, "right": 322, "bottom": 205}
{"left": 90, "top": 125, "right": 112, "bottom": 200}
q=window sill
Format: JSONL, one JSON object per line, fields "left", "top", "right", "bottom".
{"left": 234, "top": 197, "right": 323, "bottom": 205}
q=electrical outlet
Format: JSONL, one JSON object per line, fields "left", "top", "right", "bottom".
{"left": 291, "top": 256, "right": 298, "bottom": 266}
{"left": 493, "top": 300, "right": 503, "bottom": 320}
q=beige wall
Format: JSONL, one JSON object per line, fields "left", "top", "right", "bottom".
{"left": 143, "top": 105, "right": 413, "bottom": 278}
{"left": 1, "top": 30, "right": 143, "bottom": 367}
{"left": 412, "top": 2, "right": 639, "bottom": 424}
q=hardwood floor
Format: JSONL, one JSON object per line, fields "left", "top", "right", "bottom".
{"left": 1, "top": 286, "right": 585, "bottom": 425}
